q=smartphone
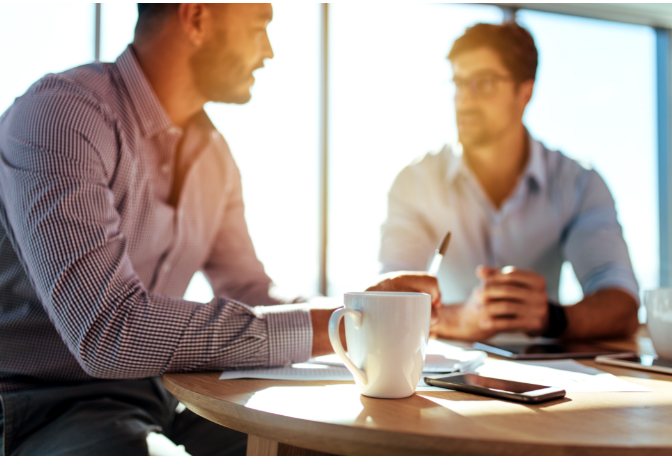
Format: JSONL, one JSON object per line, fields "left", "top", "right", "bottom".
{"left": 424, "top": 373, "right": 566, "bottom": 403}
{"left": 595, "top": 353, "right": 672, "bottom": 375}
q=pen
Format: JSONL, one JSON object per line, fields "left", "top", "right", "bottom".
{"left": 428, "top": 231, "right": 451, "bottom": 276}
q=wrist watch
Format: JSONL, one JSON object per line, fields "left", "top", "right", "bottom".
{"left": 542, "top": 301, "right": 568, "bottom": 338}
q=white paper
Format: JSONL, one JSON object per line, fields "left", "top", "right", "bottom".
{"left": 219, "top": 339, "right": 649, "bottom": 394}
{"left": 219, "top": 340, "right": 482, "bottom": 391}
{"left": 218, "top": 360, "right": 650, "bottom": 394}
{"left": 473, "top": 359, "right": 651, "bottom": 392}
{"left": 219, "top": 363, "right": 446, "bottom": 390}
{"left": 219, "top": 363, "right": 354, "bottom": 381}
{"left": 307, "top": 339, "right": 486, "bottom": 373}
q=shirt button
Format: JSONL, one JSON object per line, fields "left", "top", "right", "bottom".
{"left": 163, "top": 263, "right": 171, "bottom": 273}
{"left": 161, "top": 164, "right": 170, "bottom": 174}
{"left": 168, "top": 126, "right": 181, "bottom": 135}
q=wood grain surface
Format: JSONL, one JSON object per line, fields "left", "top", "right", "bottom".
{"left": 163, "top": 331, "right": 672, "bottom": 456}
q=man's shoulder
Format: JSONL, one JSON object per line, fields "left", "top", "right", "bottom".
{"left": 535, "top": 140, "right": 611, "bottom": 209}
{"left": 536, "top": 140, "right": 598, "bottom": 188}
{"left": 540, "top": 143, "right": 592, "bottom": 173}
{"left": 6, "top": 62, "right": 125, "bottom": 128}
{"left": 397, "top": 144, "right": 453, "bottom": 182}
{"left": 0, "top": 63, "right": 131, "bottom": 179}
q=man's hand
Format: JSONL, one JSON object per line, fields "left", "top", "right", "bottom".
{"left": 310, "top": 307, "right": 345, "bottom": 358}
{"left": 366, "top": 271, "right": 442, "bottom": 336}
{"left": 478, "top": 266, "right": 549, "bottom": 336}
{"left": 436, "top": 266, "right": 549, "bottom": 341}
{"left": 310, "top": 272, "right": 442, "bottom": 357}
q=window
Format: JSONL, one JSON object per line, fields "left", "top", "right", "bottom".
{"left": 518, "top": 10, "right": 658, "bottom": 303}
{"left": 204, "top": 4, "right": 322, "bottom": 301}
{"left": 0, "top": 4, "right": 663, "bottom": 307}
{"left": 327, "top": 4, "right": 503, "bottom": 295}
{"left": 100, "top": 3, "right": 137, "bottom": 62}
{"left": 0, "top": 4, "right": 94, "bottom": 114}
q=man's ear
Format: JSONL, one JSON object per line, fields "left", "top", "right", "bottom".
{"left": 178, "top": 3, "right": 210, "bottom": 47}
{"left": 518, "top": 79, "right": 535, "bottom": 108}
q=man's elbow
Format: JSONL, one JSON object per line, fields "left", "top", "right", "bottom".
{"left": 77, "top": 353, "right": 116, "bottom": 379}
{"left": 76, "top": 343, "right": 143, "bottom": 379}
{"left": 614, "top": 294, "right": 640, "bottom": 338}
{"left": 621, "top": 304, "right": 640, "bottom": 337}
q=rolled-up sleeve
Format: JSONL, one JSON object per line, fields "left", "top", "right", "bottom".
{"left": 0, "top": 76, "right": 312, "bottom": 379}
{"left": 561, "top": 169, "right": 639, "bottom": 301}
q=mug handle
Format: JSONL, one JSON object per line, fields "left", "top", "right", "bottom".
{"left": 328, "top": 308, "right": 368, "bottom": 385}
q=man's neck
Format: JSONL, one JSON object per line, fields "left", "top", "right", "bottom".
{"left": 131, "top": 40, "right": 206, "bottom": 129}
{"left": 462, "top": 124, "right": 528, "bottom": 209}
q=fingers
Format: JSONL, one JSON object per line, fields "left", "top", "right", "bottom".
{"left": 477, "top": 266, "right": 545, "bottom": 290}
{"left": 484, "top": 300, "right": 547, "bottom": 319}
{"left": 480, "top": 313, "right": 547, "bottom": 333}
{"left": 481, "top": 285, "right": 535, "bottom": 303}
{"left": 467, "top": 279, "right": 548, "bottom": 334}
{"left": 406, "top": 274, "right": 442, "bottom": 304}
{"left": 476, "top": 296, "right": 548, "bottom": 333}
{"left": 367, "top": 272, "right": 442, "bottom": 305}
{"left": 483, "top": 301, "right": 524, "bottom": 318}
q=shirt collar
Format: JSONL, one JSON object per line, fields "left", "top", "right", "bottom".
{"left": 116, "top": 46, "right": 176, "bottom": 139}
{"left": 445, "top": 132, "right": 547, "bottom": 191}
{"left": 525, "top": 135, "right": 547, "bottom": 191}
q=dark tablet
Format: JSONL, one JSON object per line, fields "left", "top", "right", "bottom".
{"left": 473, "top": 341, "right": 630, "bottom": 359}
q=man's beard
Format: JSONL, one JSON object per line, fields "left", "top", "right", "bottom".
{"left": 456, "top": 110, "right": 491, "bottom": 146}
{"left": 189, "top": 31, "right": 252, "bottom": 104}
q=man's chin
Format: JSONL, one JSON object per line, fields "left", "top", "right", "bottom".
{"left": 226, "top": 93, "right": 252, "bottom": 105}
{"left": 458, "top": 130, "right": 488, "bottom": 147}
{"left": 212, "top": 90, "right": 252, "bottom": 105}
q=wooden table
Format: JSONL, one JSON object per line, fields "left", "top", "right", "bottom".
{"left": 162, "top": 331, "right": 672, "bottom": 456}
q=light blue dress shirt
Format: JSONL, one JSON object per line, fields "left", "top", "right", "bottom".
{"left": 380, "top": 136, "right": 639, "bottom": 304}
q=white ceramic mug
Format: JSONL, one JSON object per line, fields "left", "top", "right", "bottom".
{"left": 328, "top": 292, "right": 431, "bottom": 398}
{"left": 644, "top": 289, "right": 672, "bottom": 359}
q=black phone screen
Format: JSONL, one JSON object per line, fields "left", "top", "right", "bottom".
{"left": 620, "top": 355, "right": 672, "bottom": 369}
{"left": 439, "top": 374, "right": 547, "bottom": 394}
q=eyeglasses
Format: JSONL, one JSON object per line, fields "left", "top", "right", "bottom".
{"left": 451, "top": 74, "right": 513, "bottom": 98}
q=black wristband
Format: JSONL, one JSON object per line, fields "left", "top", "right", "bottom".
{"left": 542, "top": 301, "right": 568, "bottom": 339}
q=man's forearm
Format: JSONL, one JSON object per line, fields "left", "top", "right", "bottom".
{"left": 562, "top": 288, "right": 639, "bottom": 339}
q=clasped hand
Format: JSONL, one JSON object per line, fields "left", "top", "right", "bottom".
{"left": 457, "top": 266, "right": 550, "bottom": 340}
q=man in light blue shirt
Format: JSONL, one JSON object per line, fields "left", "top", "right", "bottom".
{"left": 380, "top": 22, "right": 639, "bottom": 341}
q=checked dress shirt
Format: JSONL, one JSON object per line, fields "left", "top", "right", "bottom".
{"left": 0, "top": 46, "right": 312, "bottom": 393}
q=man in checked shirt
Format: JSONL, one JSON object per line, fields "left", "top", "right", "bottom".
{"left": 0, "top": 4, "right": 440, "bottom": 456}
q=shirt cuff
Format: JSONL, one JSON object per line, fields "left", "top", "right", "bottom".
{"left": 256, "top": 304, "right": 313, "bottom": 366}
{"left": 582, "top": 265, "right": 640, "bottom": 304}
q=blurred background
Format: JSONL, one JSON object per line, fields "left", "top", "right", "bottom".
{"left": 2, "top": 3, "right": 669, "bottom": 312}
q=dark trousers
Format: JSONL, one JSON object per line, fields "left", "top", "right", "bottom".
{"left": 0, "top": 378, "right": 246, "bottom": 456}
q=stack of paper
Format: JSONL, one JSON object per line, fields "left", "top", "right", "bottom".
{"left": 472, "top": 359, "right": 651, "bottom": 393}
{"left": 219, "top": 339, "right": 485, "bottom": 385}
{"left": 220, "top": 363, "right": 354, "bottom": 381}
{"left": 219, "top": 340, "right": 651, "bottom": 393}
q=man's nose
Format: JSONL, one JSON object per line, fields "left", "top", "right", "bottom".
{"left": 264, "top": 32, "right": 274, "bottom": 61}
{"left": 455, "top": 90, "right": 477, "bottom": 109}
